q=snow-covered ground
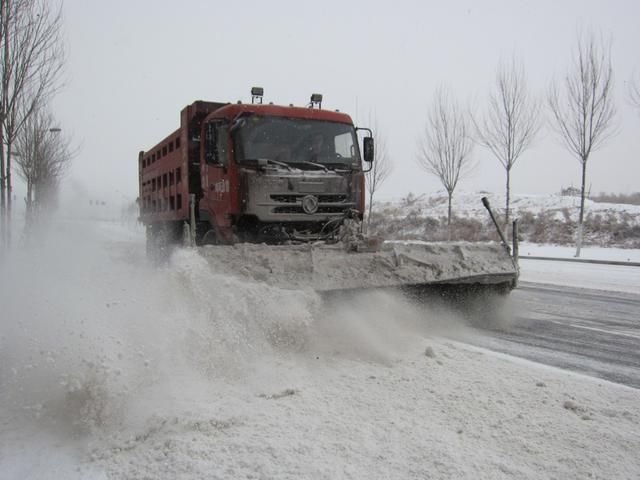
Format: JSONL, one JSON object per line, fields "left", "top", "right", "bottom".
{"left": 1, "top": 220, "right": 639, "bottom": 479}
{"left": 519, "top": 258, "right": 640, "bottom": 295}
{"left": 380, "top": 192, "right": 640, "bottom": 224}
{"left": 517, "top": 242, "right": 640, "bottom": 295}
{"left": 519, "top": 242, "right": 640, "bottom": 262}
{"left": 374, "top": 192, "right": 640, "bottom": 248}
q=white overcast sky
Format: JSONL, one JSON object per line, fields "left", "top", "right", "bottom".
{"left": 50, "top": 0, "right": 640, "bottom": 205}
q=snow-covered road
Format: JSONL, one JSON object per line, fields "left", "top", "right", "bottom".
{"left": 1, "top": 220, "right": 639, "bottom": 479}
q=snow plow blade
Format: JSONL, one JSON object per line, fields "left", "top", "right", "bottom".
{"left": 198, "top": 241, "right": 519, "bottom": 296}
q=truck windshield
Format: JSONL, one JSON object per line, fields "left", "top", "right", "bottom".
{"left": 234, "top": 116, "right": 361, "bottom": 169}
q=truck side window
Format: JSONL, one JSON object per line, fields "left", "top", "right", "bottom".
{"left": 204, "top": 123, "right": 216, "bottom": 164}
{"left": 216, "top": 123, "right": 229, "bottom": 167}
{"left": 205, "top": 122, "right": 229, "bottom": 166}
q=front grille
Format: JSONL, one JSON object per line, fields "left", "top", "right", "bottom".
{"left": 271, "top": 194, "right": 298, "bottom": 203}
{"left": 318, "top": 194, "right": 348, "bottom": 203}
{"left": 268, "top": 193, "right": 353, "bottom": 215}
{"left": 318, "top": 206, "right": 348, "bottom": 213}
{"left": 273, "top": 206, "right": 302, "bottom": 214}
{"left": 270, "top": 194, "right": 348, "bottom": 203}
{"left": 273, "top": 205, "right": 348, "bottom": 214}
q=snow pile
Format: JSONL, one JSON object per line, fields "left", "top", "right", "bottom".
{"left": 85, "top": 340, "right": 640, "bottom": 480}
{"left": 0, "top": 221, "right": 322, "bottom": 477}
{"left": 1, "top": 220, "right": 639, "bottom": 479}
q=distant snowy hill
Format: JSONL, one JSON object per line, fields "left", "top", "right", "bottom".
{"left": 370, "top": 192, "right": 640, "bottom": 248}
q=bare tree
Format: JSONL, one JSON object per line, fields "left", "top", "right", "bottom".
{"left": 0, "top": 0, "right": 64, "bottom": 243}
{"left": 14, "top": 103, "right": 70, "bottom": 231}
{"left": 474, "top": 57, "right": 540, "bottom": 225}
{"left": 364, "top": 115, "right": 393, "bottom": 233}
{"left": 548, "top": 30, "right": 617, "bottom": 257}
{"left": 417, "top": 87, "right": 474, "bottom": 227}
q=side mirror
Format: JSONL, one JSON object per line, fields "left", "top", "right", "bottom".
{"left": 363, "top": 137, "right": 374, "bottom": 163}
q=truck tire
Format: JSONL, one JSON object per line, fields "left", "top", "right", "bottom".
{"left": 201, "top": 229, "right": 219, "bottom": 245}
{"left": 198, "top": 221, "right": 237, "bottom": 246}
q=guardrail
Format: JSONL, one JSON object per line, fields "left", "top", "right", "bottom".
{"left": 519, "top": 256, "right": 640, "bottom": 267}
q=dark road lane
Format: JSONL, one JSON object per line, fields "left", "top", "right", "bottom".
{"left": 466, "top": 281, "right": 640, "bottom": 388}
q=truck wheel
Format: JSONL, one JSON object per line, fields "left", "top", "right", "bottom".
{"left": 201, "top": 229, "right": 218, "bottom": 245}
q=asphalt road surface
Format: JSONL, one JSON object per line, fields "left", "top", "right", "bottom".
{"left": 466, "top": 281, "right": 640, "bottom": 389}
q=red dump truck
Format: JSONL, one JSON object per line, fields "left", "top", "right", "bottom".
{"left": 138, "top": 88, "right": 374, "bottom": 250}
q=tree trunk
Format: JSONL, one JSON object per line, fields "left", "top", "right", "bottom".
{"left": 1, "top": 0, "right": 8, "bottom": 246}
{"left": 0, "top": 143, "right": 4, "bottom": 218}
{"left": 0, "top": 134, "right": 5, "bottom": 247}
{"left": 24, "top": 179, "right": 33, "bottom": 235}
{"left": 367, "top": 190, "right": 374, "bottom": 234}
{"left": 27, "top": 177, "right": 34, "bottom": 205}
{"left": 505, "top": 167, "right": 511, "bottom": 226}
{"left": 4, "top": 140, "right": 12, "bottom": 246}
{"left": 6, "top": 140, "right": 11, "bottom": 213}
{"left": 447, "top": 190, "right": 452, "bottom": 240}
{"left": 575, "top": 158, "right": 587, "bottom": 258}
{"left": 0, "top": 140, "right": 4, "bottom": 212}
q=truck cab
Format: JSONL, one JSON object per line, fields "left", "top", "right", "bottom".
{"left": 139, "top": 90, "right": 373, "bottom": 248}
{"left": 201, "top": 100, "right": 370, "bottom": 243}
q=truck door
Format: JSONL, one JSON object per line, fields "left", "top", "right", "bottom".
{"left": 201, "top": 121, "right": 232, "bottom": 239}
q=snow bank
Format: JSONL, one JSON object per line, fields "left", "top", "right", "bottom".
{"left": 519, "top": 242, "right": 640, "bottom": 262}
{"left": 515, "top": 243, "right": 640, "bottom": 294}
{"left": 81, "top": 339, "right": 640, "bottom": 480}
{"left": 519, "top": 259, "right": 640, "bottom": 294}
{"left": 1, "top": 220, "right": 639, "bottom": 479}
